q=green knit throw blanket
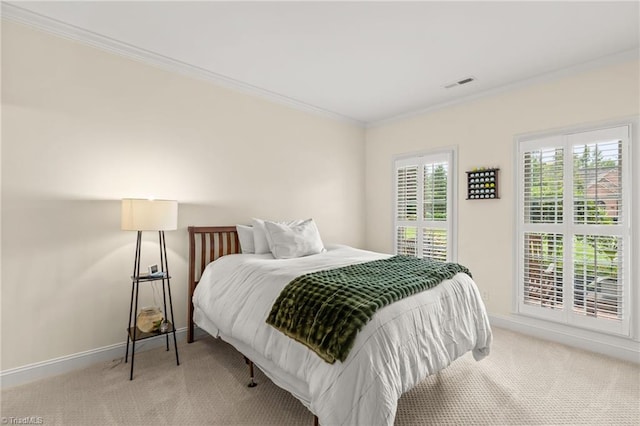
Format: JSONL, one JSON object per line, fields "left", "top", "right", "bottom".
{"left": 266, "top": 255, "right": 471, "bottom": 363}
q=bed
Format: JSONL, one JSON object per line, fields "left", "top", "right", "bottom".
{"left": 187, "top": 225, "right": 492, "bottom": 426}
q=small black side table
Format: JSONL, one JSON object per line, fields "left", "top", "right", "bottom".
{"left": 125, "top": 273, "right": 180, "bottom": 380}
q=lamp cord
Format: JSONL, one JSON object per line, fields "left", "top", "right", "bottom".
{"left": 151, "top": 282, "right": 161, "bottom": 313}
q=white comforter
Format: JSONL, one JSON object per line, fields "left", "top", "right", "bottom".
{"left": 193, "top": 245, "right": 492, "bottom": 426}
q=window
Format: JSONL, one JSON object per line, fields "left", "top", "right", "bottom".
{"left": 517, "top": 124, "right": 632, "bottom": 336}
{"left": 394, "top": 150, "right": 455, "bottom": 262}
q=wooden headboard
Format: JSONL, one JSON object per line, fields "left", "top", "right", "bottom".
{"left": 187, "top": 226, "right": 240, "bottom": 343}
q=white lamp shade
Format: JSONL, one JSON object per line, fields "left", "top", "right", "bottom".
{"left": 121, "top": 199, "right": 178, "bottom": 231}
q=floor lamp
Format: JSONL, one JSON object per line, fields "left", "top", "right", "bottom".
{"left": 121, "top": 198, "right": 180, "bottom": 380}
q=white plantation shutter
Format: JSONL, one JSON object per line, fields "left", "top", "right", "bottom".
{"left": 423, "top": 161, "right": 448, "bottom": 222}
{"left": 523, "top": 147, "right": 564, "bottom": 225}
{"left": 573, "top": 235, "right": 624, "bottom": 320}
{"left": 396, "top": 226, "right": 417, "bottom": 256}
{"left": 569, "top": 129, "right": 627, "bottom": 329}
{"left": 396, "top": 165, "right": 418, "bottom": 222}
{"left": 394, "top": 151, "right": 454, "bottom": 262}
{"left": 572, "top": 139, "right": 623, "bottom": 225}
{"left": 422, "top": 228, "right": 448, "bottom": 261}
{"left": 517, "top": 125, "right": 631, "bottom": 336}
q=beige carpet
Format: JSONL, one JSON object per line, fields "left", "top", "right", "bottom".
{"left": 1, "top": 327, "right": 638, "bottom": 425}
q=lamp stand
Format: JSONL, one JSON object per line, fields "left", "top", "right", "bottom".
{"left": 124, "top": 231, "right": 180, "bottom": 380}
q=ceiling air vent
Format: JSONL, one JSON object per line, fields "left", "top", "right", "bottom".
{"left": 444, "top": 76, "right": 476, "bottom": 89}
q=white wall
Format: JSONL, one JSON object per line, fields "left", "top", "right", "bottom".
{"left": 365, "top": 59, "right": 640, "bottom": 318}
{"left": 1, "top": 22, "right": 365, "bottom": 371}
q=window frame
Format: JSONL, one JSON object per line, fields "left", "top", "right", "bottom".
{"left": 515, "top": 121, "right": 634, "bottom": 337}
{"left": 393, "top": 147, "right": 457, "bottom": 262}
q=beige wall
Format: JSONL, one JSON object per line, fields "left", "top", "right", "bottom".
{"left": 2, "top": 20, "right": 638, "bottom": 373}
{"left": 1, "top": 22, "right": 365, "bottom": 370}
{"left": 365, "top": 59, "right": 640, "bottom": 316}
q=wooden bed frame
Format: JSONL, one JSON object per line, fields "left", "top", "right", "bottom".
{"left": 187, "top": 226, "right": 241, "bottom": 344}
{"left": 187, "top": 225, "right": 319, "bottom": 425}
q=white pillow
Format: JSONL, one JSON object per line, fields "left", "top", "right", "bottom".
{"left": 264, "top": 219, "right": 325, "bottom": 259}
{"left": 264, "top": 219, "right": 305, "bottom": 253}
{"left": 252, "top": 218, "right": 303, "bottom": 254}
{"left": 236, "top": 225, "right": 254, "bottom": 254}
{"left": 251, "top": 218, "right": 271, "bottom": 254}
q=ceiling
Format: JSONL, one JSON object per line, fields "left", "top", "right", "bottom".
{"left": 4, "top": 1, "right": 639, "bottom": 125}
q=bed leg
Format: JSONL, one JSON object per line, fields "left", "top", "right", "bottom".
{"left": 187, "top": 323, "right": 194, "bottom": 343}
{"left": 313, "top": 415, "right": 319, "bottom": 426}
{"left": 245, "top": 357, "right": 257, "bottom": 388}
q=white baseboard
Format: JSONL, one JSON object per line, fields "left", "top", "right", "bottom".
{"left": 0, "top": 327, "right": 187, "bottom": 389}
{"left": 3, "top": 319, "right": 637, "bottom": 390}
{"left": 490, "top": 314, "right": 640, "bottom": 364}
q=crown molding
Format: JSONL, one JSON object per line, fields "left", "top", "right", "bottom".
{"left": 1, "top": 2, "right": 364, "bottom": 128}
{"left": 369, "top": 48, "right": 640, "bottom": 129}
{"left": 3, "top": 2, "right": 636, "bottom": 130}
